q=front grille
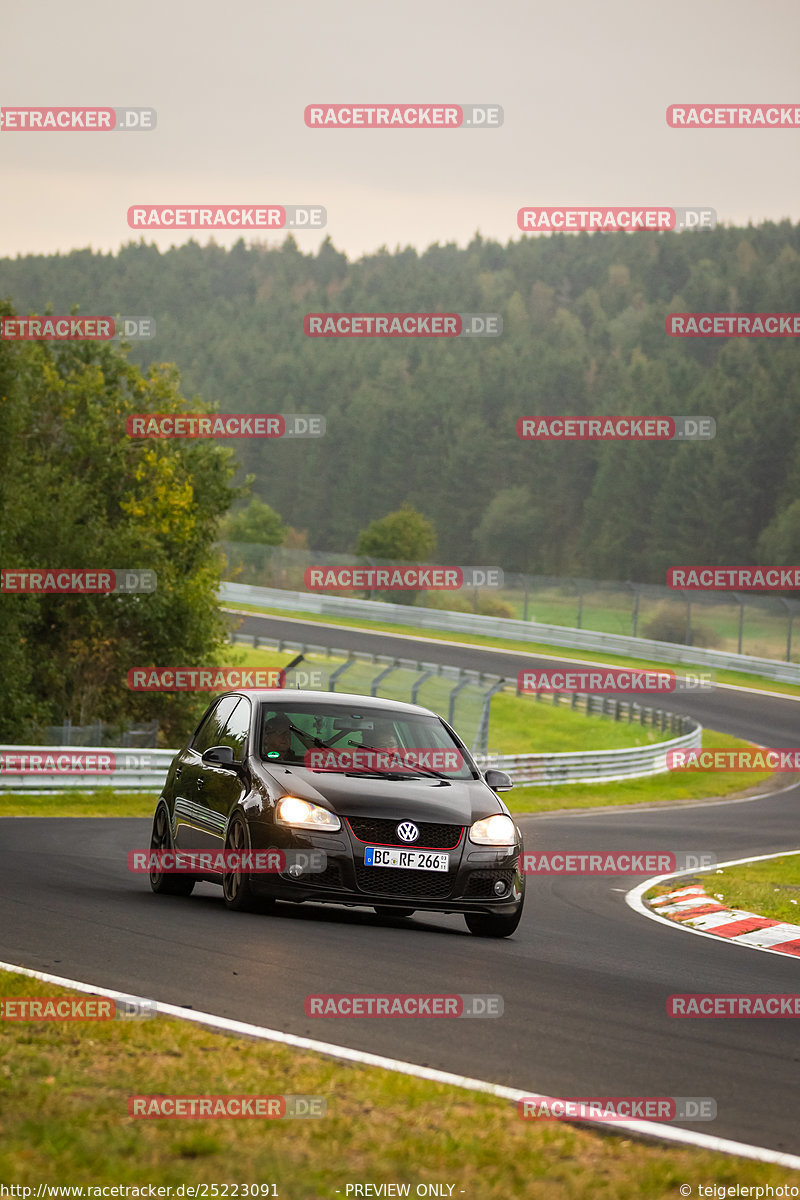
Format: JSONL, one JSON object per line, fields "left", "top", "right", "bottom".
{"left": 462, "top": 870, "right": 515, "bottom": 898}
{"left": 306, "top": 861, "right": 344, "bottom": 889}
{"left": 347, "top": 817, "right": 463, "bottom": 850}
{"left": 354, "top": 863, "right": 453, "bottom": 898}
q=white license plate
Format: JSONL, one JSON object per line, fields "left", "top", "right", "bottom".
{"left": 364, "top": 846, "right": 449, "bottom": 872}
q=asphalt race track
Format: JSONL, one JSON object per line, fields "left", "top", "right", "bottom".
{"left": 3, "top": 611, "right": 800, "bottom": 1157}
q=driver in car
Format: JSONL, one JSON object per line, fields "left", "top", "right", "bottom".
{"left": 262, "top": 713, "right": 304, "bottom": 763}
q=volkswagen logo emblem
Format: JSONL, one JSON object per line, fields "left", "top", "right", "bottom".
{"left": 396, "top": 821, "right": 419, "bottom": 843}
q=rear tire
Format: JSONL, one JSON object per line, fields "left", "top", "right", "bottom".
{"left": 464, "top": 908, "right": 522, "bottom": 938}
{"left": 373, "top": 907, "right": 415, "bottom": 919}
{"left": 222, "top": 814, "right": 274, "bottom": 914}
{"left": 149, "top": 803, "right": 195, "bottom": 896}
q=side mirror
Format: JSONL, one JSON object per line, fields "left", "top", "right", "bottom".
{"left": 484, "top": 768, "right": 513, "bottom": 792}
{"left": 202, "top": 745, "right": 237, "bottom": 770}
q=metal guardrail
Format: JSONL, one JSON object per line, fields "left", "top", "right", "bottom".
{"left": 231, "top": 633, "right": 695, "bottom": 750}
{"left": 220, "top": 581, "right": 800, "bottom": 684}
{"left": 476, "top": 724, "right": 702, "bottom": 786}
{"left": 0, "top": 747, "right": 175, "bottom": 792}
{"left": 0, "top": 710, "right": 702, "bottom": 792}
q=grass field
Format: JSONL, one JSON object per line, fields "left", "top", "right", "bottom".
{"left": 0, "top": 968, "right": 796, "bottom": 1194}
{"left": 646, "top": 853, "right": 800, "bottom": 924}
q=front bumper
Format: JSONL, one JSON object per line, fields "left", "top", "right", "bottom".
{"left": 249, "top": 820, "right": 525, "bottom": 915}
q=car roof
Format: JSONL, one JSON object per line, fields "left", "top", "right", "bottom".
{"left": 225, "top": 689, "right": 440, "bottom": 719}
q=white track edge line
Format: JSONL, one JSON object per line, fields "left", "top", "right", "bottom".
{"left": 626, "top": 849, "right": 800, "bottom": 959}
{"left": 2, "top": 959, "right": 800, "bottom": 1170}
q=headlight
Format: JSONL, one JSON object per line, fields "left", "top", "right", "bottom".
{"left": 469, "top": 814, "right": 517, "bottom": 846}
{"left": 276, "top": 796, "right": 341, "bottom": 831}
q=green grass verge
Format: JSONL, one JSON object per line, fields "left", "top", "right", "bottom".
{"left": 508, "top": 729, "right": 776, "bottom": 814}
{"left": 0, "top": 791, "right": 156, "bottom": 818}
{"left": 646, "top": 853, "right": 800, "bottom": 924}
{"left": 224, "top": 603, "right": 800, "bottom": 699}
{"left": 0, "top": 969, "right": 796, "bottom": 1193}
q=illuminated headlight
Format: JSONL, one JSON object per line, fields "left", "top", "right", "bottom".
{"left": 276, "top": 796, "right": 341, "bottom": 831}
{"left": 469, "top": 814, "right": 517, "bottom": 846}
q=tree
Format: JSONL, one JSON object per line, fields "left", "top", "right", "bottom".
{"left": 474, "top": 486, "right": 544, "bottom": 574}
{"left": 221, "top": 497, "right": 286, "bottom": 544}
{"left": 757, "top": 498, "right": 800, "bottom": 563}
{"left": 356, "top": 503, "right": 436, "bottom": 561}
{"left": 0, "top": 300, "right": 243, "bottom": 742}
{"left": 355, "top": 503, "right": 437, "bottom": 605}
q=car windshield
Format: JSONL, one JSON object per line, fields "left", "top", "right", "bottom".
{"left": 258, "top": 702, "right": 477, "bottom": 780}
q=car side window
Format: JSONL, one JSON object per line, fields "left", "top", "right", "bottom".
{"left": 191, "top": 696, "right": 240, "bottom": 755}
{"left": 217, "top": 697, "right": 251, "bottom": 762}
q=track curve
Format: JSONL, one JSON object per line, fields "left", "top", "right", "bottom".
{"left": 4, "top": 611, "right": 800, "bottom": 1157}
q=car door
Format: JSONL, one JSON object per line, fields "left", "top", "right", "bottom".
{"left": 202, "top": 695, "right": 252, "bottom": 845}
{"left": 174, "top": 695, "right": 240, "bottom": 849}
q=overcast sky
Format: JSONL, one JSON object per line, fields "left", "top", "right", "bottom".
{"left": 2, "top": 0, "right": 799, "bottom": 261}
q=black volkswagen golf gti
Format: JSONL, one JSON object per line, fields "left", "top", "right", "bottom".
{"left": 148, "top": 690, "right": 525, "bottom": 937}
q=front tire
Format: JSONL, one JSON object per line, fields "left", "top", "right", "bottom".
{"left": 464, "top": 908, "right": 522, "bottom": 938}
{"left": 222, "top": 814, "right": 274, "bottom": 914}
{"left": 149, "top": 803, "right": 195, "bottom": 896}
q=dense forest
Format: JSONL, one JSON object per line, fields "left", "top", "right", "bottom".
{"left": 2, "top": 223, "right": 800, "bottom": 582}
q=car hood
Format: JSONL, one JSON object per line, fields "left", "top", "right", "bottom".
{"left": 258, "top": 764, "right": 502, "bottom": 825}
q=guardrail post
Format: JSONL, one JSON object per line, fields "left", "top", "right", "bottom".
{"left": 370, "top": 662, "right": 399, "bottom": 697}
{"left": 472, "top": 679, "right": 508, "bottom": 756}
{"left": 448, "top": 676, "right": 473, "bottom": 726}
{"left": 328, "top": 658, "right": 356, "bottom": 692}
{"left": 411, "top": 669, "right": 435, "bottom": 705}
